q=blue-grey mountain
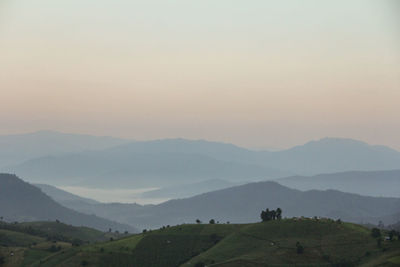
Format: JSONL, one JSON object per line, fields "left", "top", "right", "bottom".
{"left": 35, "top": 179, "right": 400, "bottom": 231}
{"left": 0, "top": 173, "right": 137, "bottom": 233}
{"left": 4, "top": 136, "right": 400, "bottom": 188}
{"left": 276, "top": 170, "right": 400, "bottom": 198}
{"left": 0, "top": 130, "right": 128, "bottom": 168}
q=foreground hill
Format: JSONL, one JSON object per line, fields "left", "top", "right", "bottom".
{"left": 0, "top": 220, "right": 126, "bottom": 267}
{"left": 5, "top": 137, "right": 400, "bottom": 188}
{"left": 276, "top": 170, "right": 400, "bottom": 198}
{"left": 0, "top": 174, "right": 136, "bottom": 233}
{"left": 0, "top": 130, "right": 128, "bottom": 169}
{"left": 0, "top": 220, "right": 118, "bottom": 245}
{"left": 18, "top": 220, "right": 400, "bottom": 267}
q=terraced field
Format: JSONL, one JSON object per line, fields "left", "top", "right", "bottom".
{"left": 0, "top": 221, "right": 125, "bottom": 267}
{"left": 19, "top": 219, "right": 400, "bottom": 267}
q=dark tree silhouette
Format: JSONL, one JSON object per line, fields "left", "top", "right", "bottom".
{"left": 271, "top": 210, "right": 276, "bottom": 220}
{"left": 276, "top": 208, "right": 282, "bottom": 220}
{"left": 261, "top": 208, "right": 283, "bottom": 222}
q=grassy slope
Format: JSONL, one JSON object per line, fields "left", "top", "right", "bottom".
{"left": 0, "top": 221, "right": 127, "bottom": 267}
{"left": 32, "top": 219, "right": 400, "bottom": 267}
{"left": 36, "top": 224, "right": 235, "bottom": 267}
{"left": 0, "top": 229, "right": 44, "bottom": 247}
{"left": 187, "top": 220, "right": 377, "bottom": 266}
{"left": 18, "top": 221, "right": 111, "bottom": 242}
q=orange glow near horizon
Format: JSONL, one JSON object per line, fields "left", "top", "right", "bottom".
{"left": 1, "top": 0, "right": 399, "bottom": 150}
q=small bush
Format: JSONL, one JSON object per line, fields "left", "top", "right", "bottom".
{"left": 377, "top": 238, "right": 382, "bottom": 248}
{"left": 296, "top": 241, "right": 304, "bottom": 254}
{"left": 72, "top": 239, "right": 83, "bottom": 247}
{"left": 323, "top": 254, "right": 330, "bottom": 261}
{"left": 371, "top": 228, "right": 381, "bottom": 238}
{"left": 48, "top": 245, "right": 61, "bottom": 252}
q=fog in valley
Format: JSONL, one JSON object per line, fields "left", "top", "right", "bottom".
{"left": 1, "top": 1, "right": 400, "bottom": 266}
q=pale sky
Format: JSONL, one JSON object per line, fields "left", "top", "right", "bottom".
{"left": 0, "top": 0, "right": 399, "bottom": 149}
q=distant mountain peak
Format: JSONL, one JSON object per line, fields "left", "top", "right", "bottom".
{"left": 306, "top": 137, "right": 368, "bottom": 146}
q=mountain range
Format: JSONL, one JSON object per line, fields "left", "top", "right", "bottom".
{"left": 0, "top": 130, "right": 128, "bottom": 169}
{"left": 0, "top": 173, "right": 136, "bottom": 233}
{"left": 3, "top": 131, "right": 400, "bottom": 188}
{"left": 35, "top": 175, "right": 400, "bottom": 230}
{"left": 140, "top": 178, "right": 238, "bottom": 199}
{"left": 276, "top": 170, "right": 400, "bottom": 198}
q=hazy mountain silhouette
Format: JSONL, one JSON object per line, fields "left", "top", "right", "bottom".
{"left": 0, "top": 131, "right": 128, "bottom": 168}
{"left": 34, "top": 184, "right": 148, "bottom": 227}
{"left": 276, "top": 170, "right": 400, "bottom": 198}
{"left": 4, "top": 137, "right": 400, "bottom": 188}
{"left": 35, "top": 183, "right": 99, "bottom": 205}
{"left": 0, "top": 173, "right": 136, "bottom": 232}
{"left": 141, "top": 179, "right": 238, "bottom": 199}
{"left": 262, "top": 138, "right": 400, "bottom": 175}
{"left": 7, "top": 150, "right": 285, "bottom": 187}
{"left": 122, "top": 181, "right": 400, "bottom": 229}
{"left": 35, "top": 179, "right": 400, "bottom": 230}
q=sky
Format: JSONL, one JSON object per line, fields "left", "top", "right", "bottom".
{"left": 0, "top": 0, "right": 399, "bottom": 150}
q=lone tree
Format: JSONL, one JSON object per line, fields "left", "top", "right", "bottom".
{"left": 261, "top": 208, "right": 283, "bottom": 222}
{"left": 209, "top": 219, "right": 215, "bottom": 224}
{"left": 196, "top": 219, "right": 201, "bottom": 224}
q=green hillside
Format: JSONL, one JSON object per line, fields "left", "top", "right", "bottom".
{"left": 0, "top": 221, "right": 120, "bottom": 244}
{"left": 0, "top": 229, "right": 44, "bottom": 247}
{"left": 17, "top": 222, "right": 113, "bottom": 243}
{"left": 15, "top": 219, "right": 400, "bottom": 267}
{"left": 0, "top": 221, "right": 126, "bottom": 267}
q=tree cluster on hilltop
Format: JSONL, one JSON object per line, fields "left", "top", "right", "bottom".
{"left": 260, "top": 208, "right": 282, "bottom": 222}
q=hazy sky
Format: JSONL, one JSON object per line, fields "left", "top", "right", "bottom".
{"left": 1, "top": 0, "right": 399, "bottom": 149}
